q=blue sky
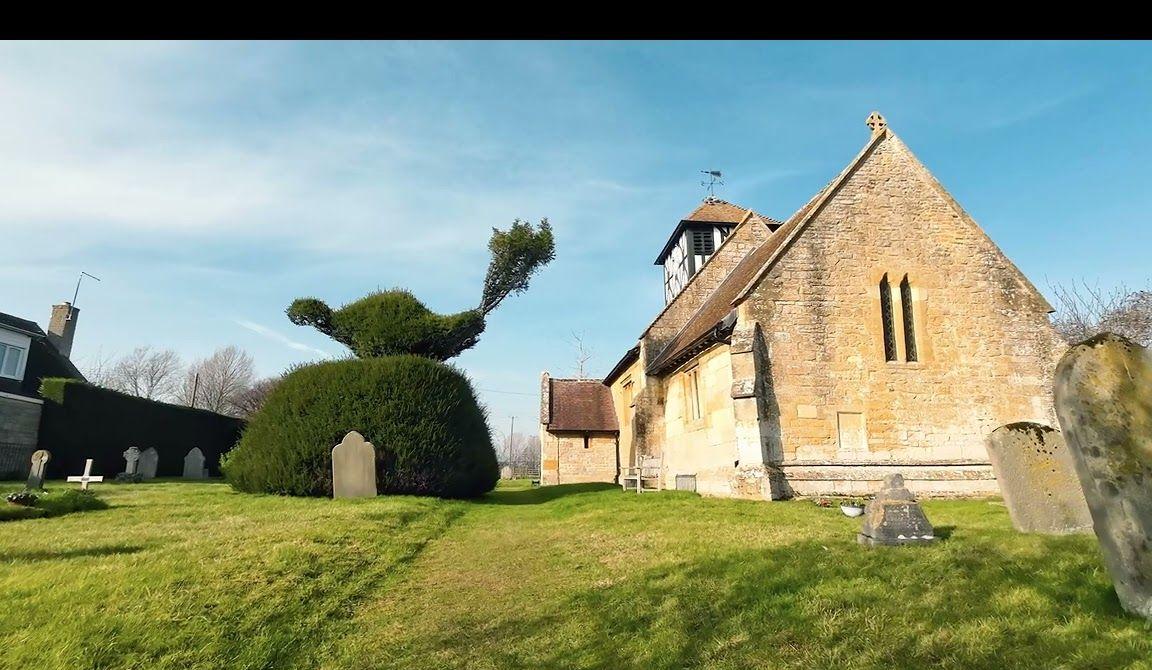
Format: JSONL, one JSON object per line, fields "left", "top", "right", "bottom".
{"left": 3, "top": 41, "right": 1151, "bottom": 436}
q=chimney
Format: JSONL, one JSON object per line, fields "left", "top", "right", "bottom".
{"left": 47, "top": 302, "right": 78, "bottom": 359}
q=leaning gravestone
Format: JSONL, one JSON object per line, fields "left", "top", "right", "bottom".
{"left": 1054, "top": 333, "right": 1152, "bottom": 619}
{"left": 183, "top": 447, "right": 207, "bottom": 479}
{"left": 26, "top": 450, "right": 50, "bottom": 490}
{"left": 331, "top": 431, "right": 377, "bottom": 499}
{"left": 138, "top": 448, "right": 159, "bottom": 480}
{"left": 858, "top": 473, "right": 937, "bottom": 547}
{"left": 986, "top": 423, "right": 1093, "bottom": 534}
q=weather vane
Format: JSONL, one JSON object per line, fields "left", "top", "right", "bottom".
{"left": 700, "top": 170, "right": 723, "bottom": 198}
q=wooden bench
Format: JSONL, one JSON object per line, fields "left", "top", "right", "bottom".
{"left": 621, "top": 454, "right": 663, "bottom": 493}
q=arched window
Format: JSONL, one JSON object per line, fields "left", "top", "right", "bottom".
{"left": 880, "top": 275, "right": 897, "bottom": 362}
{"left": 900, "top": 275, "right": 917, "bottom": 362}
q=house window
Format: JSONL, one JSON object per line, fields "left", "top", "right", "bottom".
{"left": 879, "top": 275, "right": 897, "bottom": 362}
{"left": 686, "top": 367, "right": 702, "bottom": 421}
{"left": 623, "top": 380, "right": 634, "bottom": 408}
{"left": 583, "top": 434, "right": 590, "bottom": 449}
{"left": 690, "top": 229, "right": 715, "bottom": 256}
{"left": 0, "top": 343, "right": 27, "bottom": 380}
{"left": 900, "top": 275, "right": 917, "bottom": 362}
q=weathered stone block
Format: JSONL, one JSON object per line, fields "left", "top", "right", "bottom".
{"left": 858, "top": 473, "right": 936, "bottom": 547}
{"left": 986, "top": 423, "right": 1092, "bottom": 534}
{"left": 1054, "top": 333, "right": 1152, "bottom": 619}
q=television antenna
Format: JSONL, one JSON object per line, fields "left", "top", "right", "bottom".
{"left": 69, "top": 271, "right": 101, "bottom": 319}
{"left": 700, "top": 170, "right": 723, "bottom": 198}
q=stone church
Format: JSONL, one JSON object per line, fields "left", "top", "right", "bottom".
{"left": 539, "top": 112, "right": 1065, "bottom": 498}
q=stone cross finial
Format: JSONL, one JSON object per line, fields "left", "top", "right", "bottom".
{"left": 866, "top": 111, "right": 887, "bottom": 133}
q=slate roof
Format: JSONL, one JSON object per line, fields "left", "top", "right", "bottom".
{"left": 545, "top": 378, "right": 619, "bottom": 433}
{"left": 0, "top": 312, "right": 46, "bottom": 336}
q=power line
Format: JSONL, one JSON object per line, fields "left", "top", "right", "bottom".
{"left": 476, "top": 387, "right": 536, "bottom": 397}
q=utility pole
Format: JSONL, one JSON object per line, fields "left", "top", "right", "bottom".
{"left": 507, "top": 416, "right": 516, "bottom": 466}
{"left": 190, "top": 372, "right": 200, "bottom": 409}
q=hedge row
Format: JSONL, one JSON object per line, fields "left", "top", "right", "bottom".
{"left": 36, "top": 378, "right": 244, "bottom": 480}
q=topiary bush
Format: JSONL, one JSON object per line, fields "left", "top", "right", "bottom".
{"left": 222, "top": 355, "right": 498, "bottom": 498}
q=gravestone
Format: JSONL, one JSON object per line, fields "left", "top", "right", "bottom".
{"left": 857, "top": 473, "right": 936, "bottom": 547}
{"left": 139, "top": 448, "right": 159, "bottom": 480}
{"left": 1054, "top": 333, "right": 1152, "bottom": 619}
{"left": 116, "top": 447, "right": 143, "bottom": 483}
{"left": 67, "top": 459, "right": 104, "bottom": 490}
{"left": 122, "top": 447, "right": 140, "bottom": 475}
{"left": 26, "top": 450, "right": 50, "bottom": 490}
{"left": 986, "top": 423, "right": 1093, "bottom": 534}
{"left": 183, "top": 447, "right": 206, "bottom": 479}
{"left": 331, "top": 431, "right": 377, "bottom": 499}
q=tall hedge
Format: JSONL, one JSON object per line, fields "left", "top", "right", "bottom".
{"left": 37, "top": 378, "right": 244, "bottom": 480}
{"left": 222, "top": 355, "right": 498, "bottom": 498}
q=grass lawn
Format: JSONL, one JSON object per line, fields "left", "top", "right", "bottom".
{"left": 1, "top": 479, "right": 1148, "bottom": 669}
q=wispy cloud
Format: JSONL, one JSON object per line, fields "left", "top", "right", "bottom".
{"left": 234, "top": 320, "right": 334, "bottom": 359}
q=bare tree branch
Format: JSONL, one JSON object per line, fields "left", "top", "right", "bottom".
{"left": 180, "top": 345, "right": 255, "bottom": 416}
{"left": 1049, "top": 279, "right": 1152, "bottom": 346}
{"left": 570, "top": 331, "right": 593, "bottom": 379}
{"left": 111, "top": 346, "right": 184, "bottom": 401}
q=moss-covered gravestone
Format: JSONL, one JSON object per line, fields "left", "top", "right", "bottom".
{"left": 857, "top": 473, "right": 936, "bottom": 547}
{"left": 1054, "top": 333, "right": 1152, "bottom": 619}
{"left": 986, "top": 423, "right": 1093, "bottom": 534}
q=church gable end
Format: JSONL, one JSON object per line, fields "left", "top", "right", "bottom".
{"left": 740, "top": 124, "right": 1063, "bottom": 471}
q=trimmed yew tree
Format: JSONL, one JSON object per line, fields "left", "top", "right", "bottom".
{"left": 223, "top": 219, "right": 554, "bottom": 498}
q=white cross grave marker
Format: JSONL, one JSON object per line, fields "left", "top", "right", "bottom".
{"left": 67, "top": 459, "right": 104, "bottom": 490}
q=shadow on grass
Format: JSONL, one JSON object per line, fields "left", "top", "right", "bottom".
{"left": 478, "top": 483, "right": 619, "bottom": 506}
{"left": 0, "top": 544, "right": 146, "bottom": 563}
{"left": 393, "top": 535, "right": 1142, "bottom": 670}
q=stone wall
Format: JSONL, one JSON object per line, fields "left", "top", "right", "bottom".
{"left": 742, "top": 131, "right": 1064, "bottom": 496}
{"left": 539, "top": 431, "right": 617, "bottom": 485}
{"left": 608, "top": 357, "right": 642, "bottom": 471}
{"left": 660, "top": 343, "right": 737, "bottom": 495}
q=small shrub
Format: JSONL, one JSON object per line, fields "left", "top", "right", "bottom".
{"left": 6, "top": 490, "right": 39, "bottom": 507}
{"left": 223, "top": 355, "right": 498, "bottom": 499}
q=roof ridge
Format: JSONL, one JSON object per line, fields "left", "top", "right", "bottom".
{"left": 684, "top": 196, "right": 781, "bottom": 225}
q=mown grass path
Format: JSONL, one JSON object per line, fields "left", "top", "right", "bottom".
{"left": 2, "top": 480, "right": 1150, "bottom": 669}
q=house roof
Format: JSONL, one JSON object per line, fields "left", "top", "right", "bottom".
{"left": 646, "top": 130, "right": 885, "bottom": 375}
{"left": 0, "top": 310, "right": 86, "bottom": 398}
{"left": 545, "top": 378, "right": 619, "bottom": 433}
{"left": 653, "top": 197, "right": 780, "bottom": 265}
{"left": 0, "top": 312, "right": 46, "bottom": 337}
{"left": 602, "top": 345, "right": 640, "bottom": 387}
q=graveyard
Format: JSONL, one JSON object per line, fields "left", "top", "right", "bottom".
{"left": 0, "top": 478, "right": 1150, "bottom": 669}
{"left": 4, "top": 42, "right": 1152, "bottom": 670}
